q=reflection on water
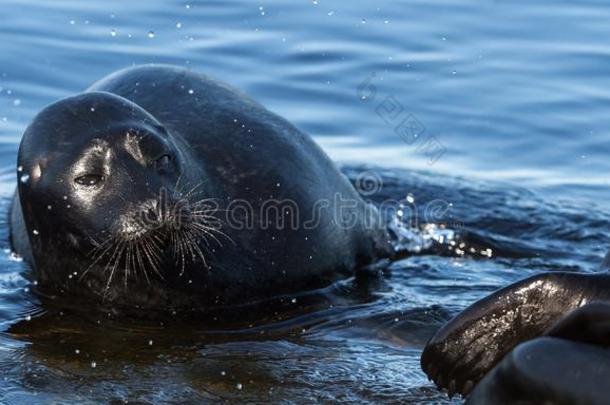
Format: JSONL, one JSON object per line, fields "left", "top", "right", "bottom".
{"left": 1, "top": 0, "right": 610, "bottom": 403}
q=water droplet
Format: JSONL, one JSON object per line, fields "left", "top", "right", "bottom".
{"left": 220, "top": 371, "right": 226, "bottom": 376}
{"left": 17, "top": 165, "right": 23, "bottom": 172}
{"left": 69, "top": 20, "right": 75, "bottom": 25}
{"left": 147, "top": 31, "right": 155, "bottom": 38}
{"left": 452, "top": 70, "right": 457, "bottom": 75}
{"left": 236, "top": 383, "right": 243, "bottom": 390}
{"left": 9, "top": 252, "right": 22, "bottom": 262}
{"left": 312, "top": 0, "right": 318, "bottom": 5}
{"left": 185, "top": 4, "right": 191, "bottom": 9}
{"left": 328, "top": 10, "right": 335, "bottom": 16}
{"left": 406, "top": 194, "right": 415, "bottom": 204}
{"left": 361, "top": 18, "right": 367, "bottom": 24}
{"left": 47, "top": 205, "right": 52, "bottom": 210}
{"left": 32, "top": 229, "right": 39, "bottom": 236}
{"left": 384, "top": 20, "right": 389, "bottom": 24}
{"left": 90, "top": 107, "right": 95, "bottom": 112}
{"left": 110, "top": 29, "right": 117, "bottom": 37}
{"left": 19, "top": 174, "right": 29, "bottom": 184}
{"left": 176, "top": 22, "right": 182, "bottom": 29}
{"left": 25, "top": 315, "right": 31, "bottom": 321}
{"left": 90, "top": 361, "right": 97, "bottom": 368}
{"left": 13, "top": 99, "right": 21, "bottom": 106}
{"left": 188, "top": 89, "right": 194, "bottom": 94}
{"left": 291, "top": 298, "right": 297, "bottom": 303}
{"left": 148, "top": 340, "right": 153, "bottom": 346}
{"left": 75, "top": 349, "right": 80, "bottom": 354}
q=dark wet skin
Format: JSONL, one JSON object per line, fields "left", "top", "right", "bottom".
{"left": 421, "top": 272, "right": 610, "bottom": 400}
{"left": 10, "top": 65, "right": 391, "bottom": 313}
{"left": 466, "top": 303, "right": 610, "bottom": 404}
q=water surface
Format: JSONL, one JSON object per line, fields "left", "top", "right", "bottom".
{"left": 1, "top": 0, "right": 610, "bottom": 403}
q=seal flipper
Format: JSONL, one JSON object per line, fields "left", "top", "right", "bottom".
{"left": 421, "top": 272, "right": 610, "bottom": 397}
{"left": 465, "top": 337, "right": 610, "bottom": 405}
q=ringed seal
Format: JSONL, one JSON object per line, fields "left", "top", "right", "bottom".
{"left": 10, "top": 65, "right": 391, "bottom": 312}
{"left": 421, "top": 271, "right": 610, "bottom": 400}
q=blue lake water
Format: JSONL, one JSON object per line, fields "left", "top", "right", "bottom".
{"left": 1, "top": 0, "right": 610, "bottom": 403}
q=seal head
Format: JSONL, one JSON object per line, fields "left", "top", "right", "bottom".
{"left": 15, "top": 91, "right": 207, "bottom": 294}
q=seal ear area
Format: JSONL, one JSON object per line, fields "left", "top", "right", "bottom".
{"left": 18, "top": 91, "right": 159, "bottom": 151}
{"left": 420, "top": 272, "right": 604, "bottom": 398}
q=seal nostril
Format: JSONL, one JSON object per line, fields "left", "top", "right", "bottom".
{"left": 155, "top": 154, "right": 171, "bottom": 172}
{"left": 147, "top": 207, "right": 158, "bottom": 220}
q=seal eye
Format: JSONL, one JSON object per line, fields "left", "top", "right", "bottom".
{"left": 75, "top": 174, "right": 104, "bottom": 187}
{"left": 155, "top": 154, "right": 171, "bottom": 171}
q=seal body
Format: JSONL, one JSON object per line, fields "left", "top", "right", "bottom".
{"left": 420, "top": 272, "right": 610, "bottom": 399}
{"left": 11, "top": 65, "right": 390, "bottom": 312}
{"left": 467, "top": 336, "right": 610, "bottom": 405}
{"left": 466, "top": 303, "right": 610, "bottom": 404}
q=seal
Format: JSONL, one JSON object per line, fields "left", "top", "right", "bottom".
{"left": 420, "top": 272, "right": 610, "bottom": 399}
{"left": 466, "top": 303, "right": 610, "bottom": 404}
{"left": 10, "top": 65, "right": 391, "bottom": 312}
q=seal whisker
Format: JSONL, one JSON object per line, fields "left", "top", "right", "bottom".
{"left": 170, "top": 229, "right": 186, "bottom": 276}
{"left": 141, "top": 232, "right": 164, "bottom": 280}
{"left": 134, "top": 239, "right": 147, "bottom": 284}
{"left": 123, "top": 241, "right": 133, "bottom": 288}
{"left": 138, "top": 238, "right": 154, "bottom": 285}
{"left": 190, "top": 223, "right": 225, "bottom": 248}
{"left": 174, "top": 172, "right": 184, "bottom": 196}
{"left": 191, "top": 222, "right": 234, "bottom": 247}
{"left": 103, "top": 241, "right": 127, "bottom": 296}
{"left": 181, "top": 228, "right": 209, "bottom": 270}
{"left": 181, "top": 181, "right": 207, "bottom": 199}
{"left": 80, "top": 235, "right": 120, "bottom": 282}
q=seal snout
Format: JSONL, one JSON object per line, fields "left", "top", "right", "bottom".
{"left": 102, "top": 185, "right": 226, "bottom": 278}
{"left": 117, "top": 192, "right": 188, "bottom": 239}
